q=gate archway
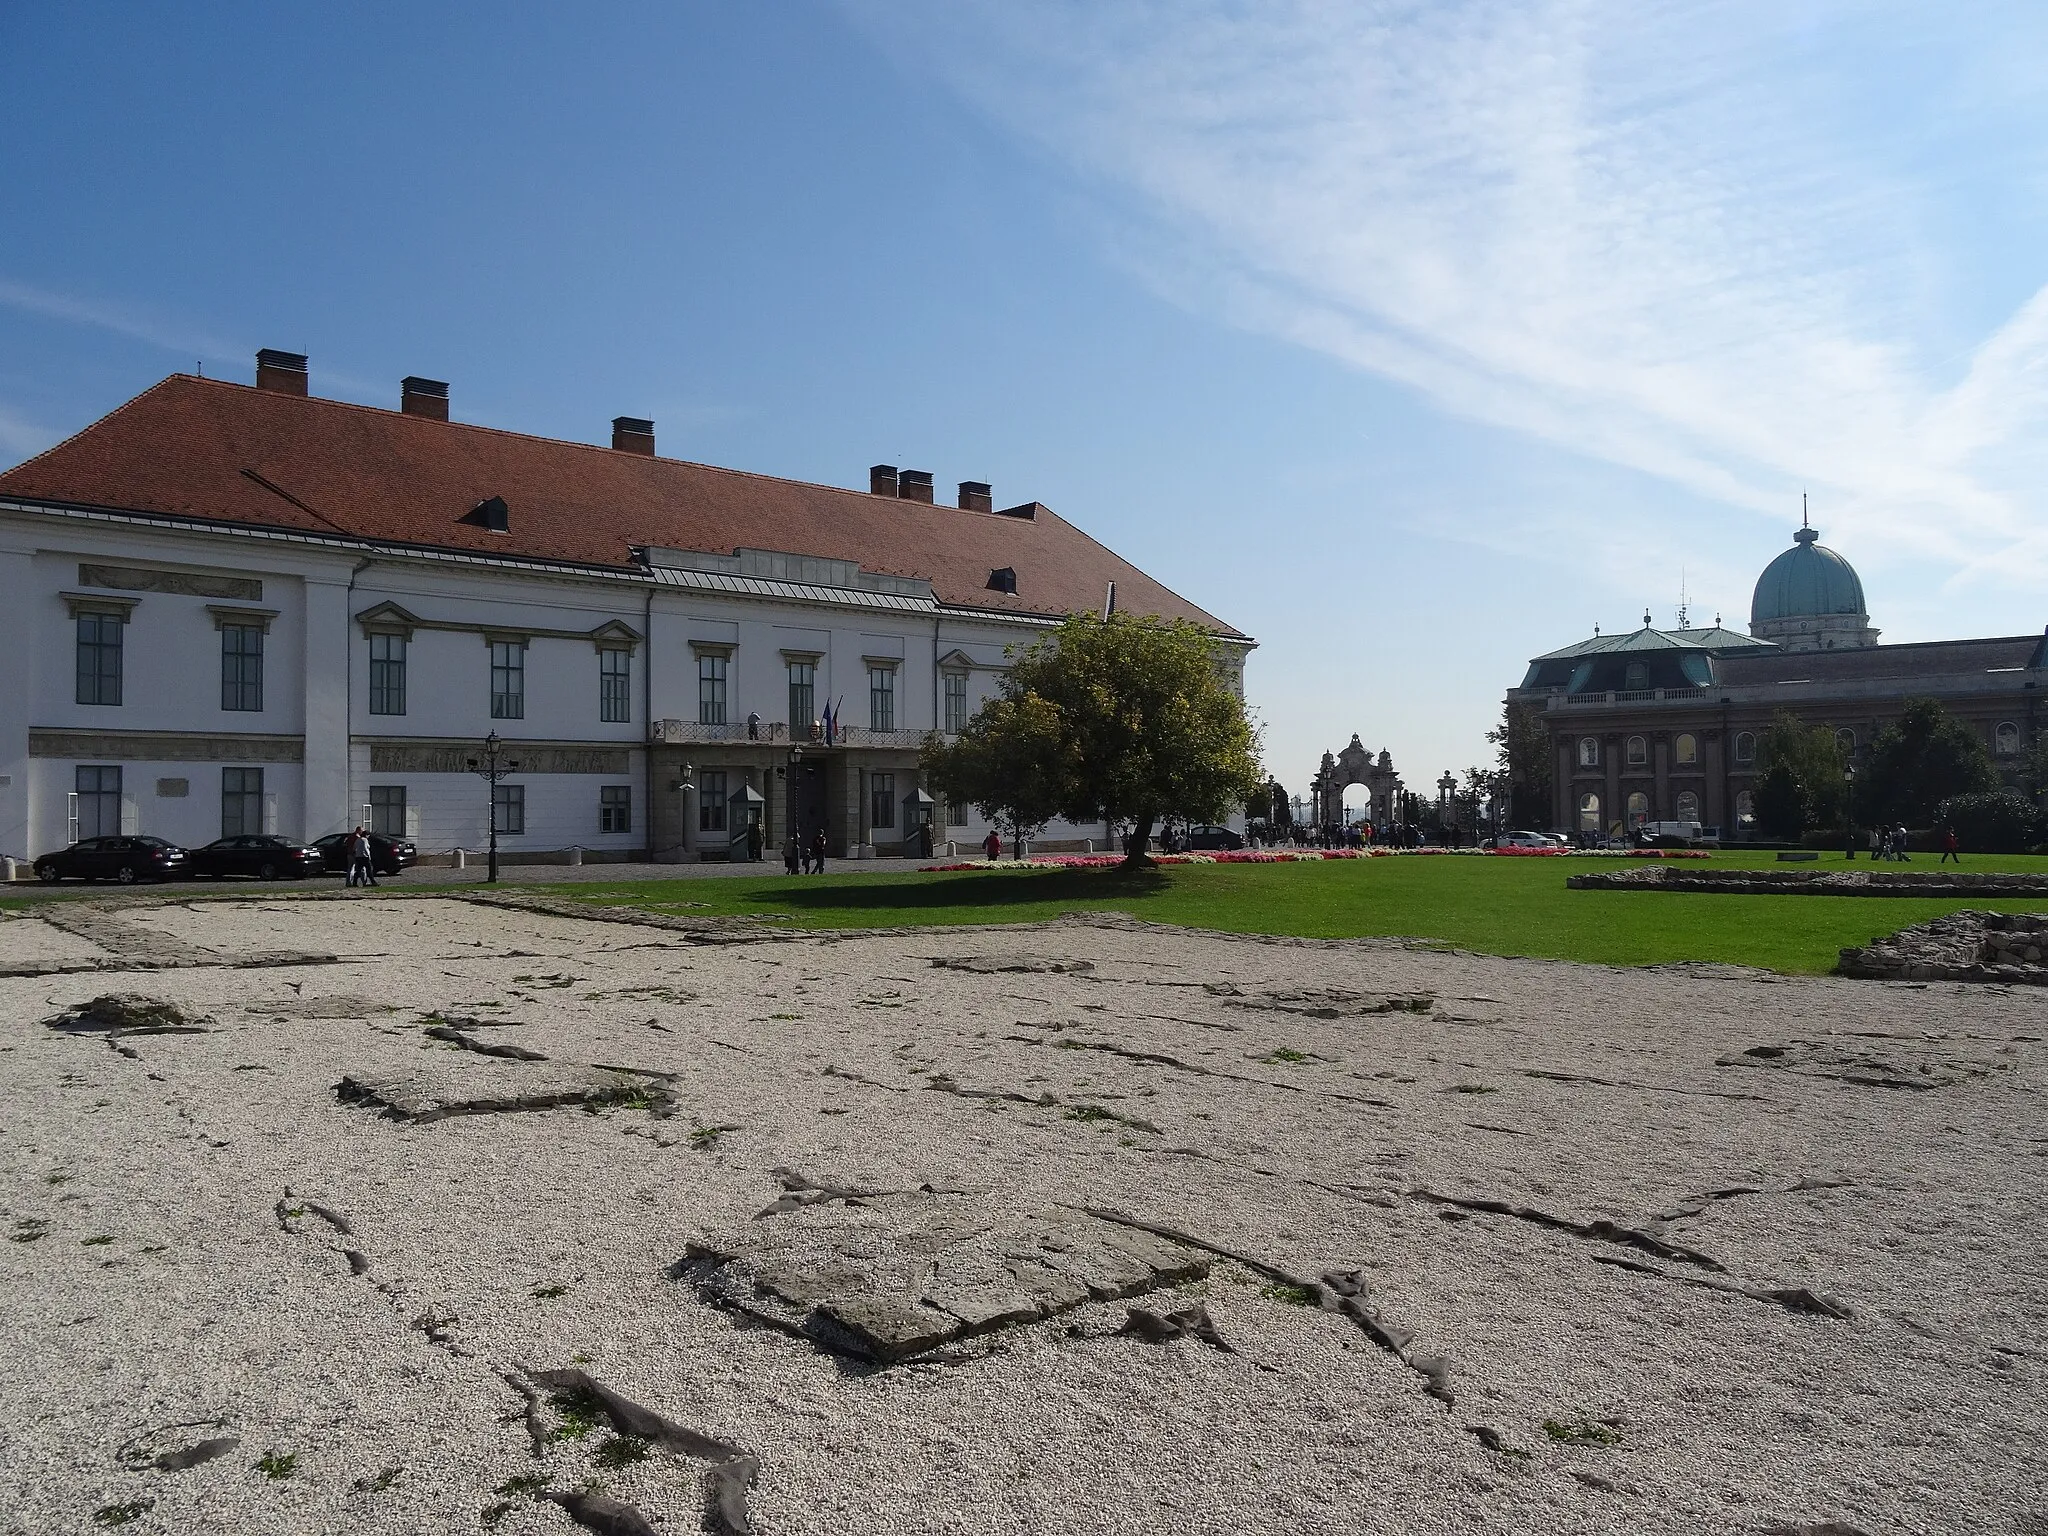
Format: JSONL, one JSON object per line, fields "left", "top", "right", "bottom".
{"left": 1309, "top": 735, "right": 1404, "bottom": 829}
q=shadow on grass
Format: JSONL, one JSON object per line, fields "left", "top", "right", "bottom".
{"left": 736, "top": 864, "right": 1172, "bottom": 915}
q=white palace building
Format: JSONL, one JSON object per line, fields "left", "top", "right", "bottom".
{"left": 0, "top": 352, "right": 1250, "bottom": 865}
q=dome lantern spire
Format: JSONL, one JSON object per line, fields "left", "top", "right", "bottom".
{"left": 1749, "top": 503, "right": 1877, "bottom": 651}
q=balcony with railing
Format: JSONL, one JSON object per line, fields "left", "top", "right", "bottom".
{"left": 648, "top": 719, "right": 932, "bottom": 750}
{"left": 1548, "top": 685, "right": 1707, "bottom": 710}
{"left": 648, "top": 719, "right": 790, "bottom": 745}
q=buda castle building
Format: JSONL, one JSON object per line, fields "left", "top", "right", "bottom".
{"left": 1507, "top": 521, "right": 2045, "bottom": 840}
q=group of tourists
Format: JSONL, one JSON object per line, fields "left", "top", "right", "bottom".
{"left": 1862, "top": 824, "right": 1963, "bottom": 862}
{"left": 782, "top": 827, "right": 831, "bottom": 874}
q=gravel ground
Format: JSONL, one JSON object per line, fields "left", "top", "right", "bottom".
{"left": 2, "top": 896, "right": 2044, "bottom": 1536}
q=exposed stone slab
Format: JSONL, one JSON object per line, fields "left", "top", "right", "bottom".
{"left": 684, "top": 1192, "right": 1208, "bottom": 1363}
{"left": 1569, "top": 867, "right": 2048, "bottom": 897}
{"left": 44, "top": 993, "right": 214, "bottom": 1035}
{"left": 929, "top": 954, "right": 1098, "bottom": 975}
{"left": 1715, "top": 1037, "right": 1991, "bottom": 1090}
{"left": 1838, "top": 910, "right": 2048, "bottom": 985}
{"left": 334, "top": 1061, "right": 667, "bottom": 1122}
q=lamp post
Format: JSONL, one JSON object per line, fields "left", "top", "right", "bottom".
{"left": 1843, "top": 761, "right": 1857, "bottom": 860}
{"left": 1437, "top": 771, "right": 1457, "bottom": 845}
{"left": 466, "top": 732, "right": 521, "bottom": 884}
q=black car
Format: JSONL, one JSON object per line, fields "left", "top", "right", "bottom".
{"left": 1182, "top": 824, "right": 1246, "bottom": 851}
{"left": 311, "top": 831, "right": 419, "bottom": 877}
{"left": 186, "top": 835, "right": 328, "bottom": 881}
{"left": 33, "top": 835, "right": 189, "bottom": 884}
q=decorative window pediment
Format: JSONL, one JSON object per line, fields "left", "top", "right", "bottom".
{"left": 354, "top": 601, "right": 419, "bottom": 638}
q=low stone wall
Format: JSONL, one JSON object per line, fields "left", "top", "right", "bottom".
{"left": 1837, "top": 911, "right": 2048, "bottom": 984}
{"left": 1566, "top": 866, "right": 2048, "bottom": 897}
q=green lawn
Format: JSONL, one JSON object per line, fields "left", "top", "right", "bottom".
{"left": 551, "top": 850, "right": 2048, "bottom": 975}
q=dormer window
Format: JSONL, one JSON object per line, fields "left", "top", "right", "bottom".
{"left": 986, "top": 567, "right": 1017, "bottom": 595}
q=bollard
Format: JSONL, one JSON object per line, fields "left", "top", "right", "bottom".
{"left": 453, "top": 848, "right": 467, "bottom": 870}
{"left": 2, "top": 856, "right": 16, "bottom": 883}
{"left": 1082, "top": 839, "right": 1093, "bottom": 856}
{"left": 568, "top": 846, "right": 583, "bottom": 867}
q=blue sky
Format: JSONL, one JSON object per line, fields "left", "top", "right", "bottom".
{"left": 5, "top": 3, "right": 2046, "bottom": 798}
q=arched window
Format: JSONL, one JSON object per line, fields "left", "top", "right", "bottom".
{"left": 1579, "top": 737, "right": 1599, "bottom": 768}
{"left": 1578, "top": 792, "right": 1602, "bottom": 833}
{"left": 1626, "top": 735, "right": 1647, "bottom": 766}
{"left": 1623, "top": 662, "right": 1649, "bottom": 691}
{"left": 1735, "top": 790, "right": 1755, "bottom": 829}
{"left": 1674, "top": 733, "right": 1698, "bottom": 765}
{"left": 1835, "top": 727, "right": 1855, "bottom": 754}
{"left": 1626, "top": 791, "right": 1649, "bottom": 827}
{"left": 1996, "top": 721, "right": 2021, "bottom": 756}
{"left": 1734, "top": 731, "right": 1756, "bottom": 764}
{"left": 1675, "top": 790, "right": 1700, "bottom": 823}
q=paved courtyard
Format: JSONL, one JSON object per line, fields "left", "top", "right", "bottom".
{"left": 2, "top": 894, "right": 2043, "bottom": 1535}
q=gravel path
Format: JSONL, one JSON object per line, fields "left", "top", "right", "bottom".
{"left": 2, "top": 896, "right": 2043, "bottom": 1535}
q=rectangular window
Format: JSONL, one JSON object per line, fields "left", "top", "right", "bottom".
{"left": 599, "top": 648, "right": 631, "bottom": 724}
{"left": 868, "top": 666, "right": 896, "bottom": 732}
{"left": 945, "top": 798, "right": 968, "bottom": 829}
{"left": 698, "top": 654, "right": 728, "bottom": 726}
{"left": 490, "top": 640, "right": 525, "bottom": 719}
{"left": 75, "top": 765, "right": 122, "bottom": 839}
{"left": 786, "top": 661, "right": 815, "bottom": 734}
{"left": 222, "top": 767, "right": 264, "bottom": 837}
{"left": 600, "top": 785, "right": 631, "bottom": 834}
{"left": 943, "top": 673, "right": 968, "bottom": 733}
{"left": 369, "top": 633, "right": 407, "bottom": 715}
{"left": 492, "top": 783, "right": 525, "bottom": 834}
{"left": 869, "top": 771, "right": 896, "bottom": 830}
{"left": 76, "top": 614, "right": 123, "bottom": 706}
{"left": 221, "top": 624, "right": 264, "bottom": 712}
{"left": 368, "top": 786, "right": 406, "bottom": 837}
{"left": 698, "top": 770, "right": 728, "bottom": 833}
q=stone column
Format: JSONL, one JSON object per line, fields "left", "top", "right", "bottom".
{"left": 301, "top": 570, "right": 354, "bottom": 841}
{"left": 1602, "top": 742, "right": 1619, "bottom": 839}
{"left": 1653, "top": 737, "right": 1671, "bottom": 821}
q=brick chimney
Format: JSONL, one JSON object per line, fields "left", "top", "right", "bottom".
{"left": 869, "top": 464, "right": 899, "bottom": 496}
{"left": 255, "top": 349, "right": 308, "bottom": 396}
{"left": 897, "top": 469, "right": 934, "bottom": 504}
{"left": 611, "top": 417, "right": 655, "bottom": 455}
{"left": 401, "top": 376, "right": 449, "bottom": 420}
{"left": 958, "top": 481, "right": 993, "bottom": 513}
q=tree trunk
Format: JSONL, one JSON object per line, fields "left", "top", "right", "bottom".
{"left": 1122, "top": 812, "right": 1156, "bottom": 867}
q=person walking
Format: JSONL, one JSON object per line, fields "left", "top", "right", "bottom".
{"left": 1894, "top": 824, "right": 1912, "bottom": 861}
{"left": 746, "top": 819, "right": 764, "bottom": 863}
{"left": 346, "top": 826, "right": 376, "bottom": 888}
{"left": 783, "top": 832, "right": 800, "bottom": 875}
{"left": 1940, "top": 824, "right": 1961, "bottom": 864}
{"left": 810, "top": 826, "right": 829, "bottom": 874}
{"left": 982, "top": 828, "right": 1002, "bottom": 862}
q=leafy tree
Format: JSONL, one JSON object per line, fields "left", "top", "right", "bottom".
{"left": 1861, "top": 697, "right": 1996, "bottom": 826}
{"left": 1488, "top": 701, "right": 1552, "bottom": 828}
{"left": 919, "top": 693, "right": 1069, "bottom": 858}
{"left": 1755, "top": 711, "right": 1846, "bottom": 830}
{"left": 1934, "top": 791, "right": 2040, "bottom": 854}
{"left": 923, "top": 612, "right": 1263, "bottom": 865}
{"left": 1752, "top": 761, "right": 1807, "bottom": 840}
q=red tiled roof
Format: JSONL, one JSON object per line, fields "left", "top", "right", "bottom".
{"left": 0, "top": 375, "right": 1244, "bottom": 638}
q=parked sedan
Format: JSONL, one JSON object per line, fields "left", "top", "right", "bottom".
{"left": 186, "top": 835, "right": 328, "bottom": 881}
{"left": 33, "top": 835, "right": 189, "bottom": 884}
{"left": 1182, "top": 824, "right": 1246, "bottom": 851}
{"left": 310, "top": 831, "right": 419, "bottom": 877}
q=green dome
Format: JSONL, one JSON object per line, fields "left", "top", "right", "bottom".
{"left": 1751, "top": 527, "right": 1866, "bottom": 624}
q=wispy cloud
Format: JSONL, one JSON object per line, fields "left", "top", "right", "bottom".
{"left": 846, "top": 0, "right": 2048, "bottom": 590}
{"left": 0, "top": 277, "right": 245, "bottom": 366}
